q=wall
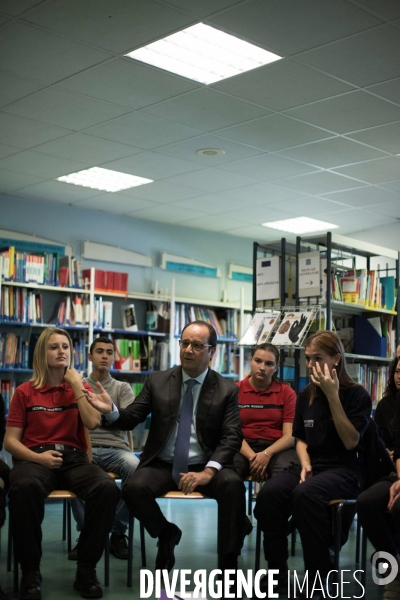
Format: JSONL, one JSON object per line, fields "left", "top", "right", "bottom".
{"left": 0, "top": 194, "right": 253, "bottom": 307}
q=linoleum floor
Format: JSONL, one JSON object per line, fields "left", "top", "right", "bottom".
{"left": 1, "top": 497, "right": 384, "bottom": 599}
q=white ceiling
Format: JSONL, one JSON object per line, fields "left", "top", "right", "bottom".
{"left": 1, "top": 0, "right": 400, "bottom": 242}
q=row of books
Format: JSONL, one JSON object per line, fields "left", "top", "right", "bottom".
{"left": 332, "top": 270, "right": 396, "bottom": 311}
{"left": 83, "top": 269, "right": 128, "bottom": 294}
{"left": 0, "top": 333, "right": 29, "bottom": 369}
{"left": 95, "top": 333, "right": 169, "bottom": 372}
{"left": 347, "top": 363, "right": 390, "bottom": 408}
{"left": 1, "top": 286, "right": 43, "bottom": 323}
{"left": 174, "top": 304, "right": 238, "bottom": 339}
{"left": 49, "top": 296, "right": 90, "bottom": 327}
{"left": 1, "top": 378, "right": 17, "bottom": 414}
{"left": 0, "top": 246, "right": 83, "bottom": 288}
{"left": 211, "top": 343, "right": 237, "bottom": 375}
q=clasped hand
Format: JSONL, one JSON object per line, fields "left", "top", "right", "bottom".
{"left": 178, "top": 468, "right": 215, "bottom": 494}
{"left": 249, "top": 452, "right": 270, "bottom": 482}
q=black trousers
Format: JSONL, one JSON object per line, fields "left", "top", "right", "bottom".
{"left": 357, "top": 477, "right": 400, "bottom": 557}
{"left": 254, "top": 465, "right": 363, "bottom": 578}
{"left": 123, "top": 458, "right": 246, "bottom": 556}
{"left": 9, "top": 451, "right": 121, "bottom": 570}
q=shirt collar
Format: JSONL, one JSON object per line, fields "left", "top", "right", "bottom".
{"left": 37, "top": 381, "right": 69, "bottom": 393}
{"left": 241, "top": 374, "right": 280, "bottom": 394}
{"left": 182, "top": 367, "right": 208, "bottom": 386}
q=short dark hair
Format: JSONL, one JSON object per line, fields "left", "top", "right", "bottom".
{"left": 181, "top": 320, "right": 217, "bottom": 348}
{"left": 90, "top": 336, "right": 114, "bottom": 355}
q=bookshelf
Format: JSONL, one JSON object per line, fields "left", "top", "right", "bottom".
{"left": 296, "top": 232, "right": 399, "bottom": 407}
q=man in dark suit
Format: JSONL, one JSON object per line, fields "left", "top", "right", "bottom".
{"left": 85, "top": 320, "right": 247, "bottom": 574}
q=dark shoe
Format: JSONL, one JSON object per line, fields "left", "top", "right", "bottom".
{"left": 19, "top": 569, "right": 42, "bottom": 600}
{"left": 68, "top": 538, "right": 79, "bottom": 561}
{"left": 155, "top": 523, "right": 182, "bottom": 572}
{"left": 110, "top": 532, "right": 128, "bottom": 560}
{"left": 259, "top": 563, "right": 288, "bottom": 596}
{"left": 73, "top": 566, "right": 102, "bottom": 599}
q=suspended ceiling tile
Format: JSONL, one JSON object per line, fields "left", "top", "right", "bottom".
{"left": 15, "top": 180, "right": 102, "bottom": 202}
{"left": 0, "top": 113, "right": 72, "bottom": 149}
{"left": 0, "top": 168, "right": 45, "bottom": 193}
{"left": 297, "top": 25, "right": 400, "bottom": 87}
{"left": 0, "top": 150, "right": 88, "bottom": 179}
{"left": 217, "top": 153, "right": 320, "bottom": 181}
{"left": 320, "top": 207, "right": 393, "bottom": 229}
{"left": 1, "top": 0, "right": 44, "bottom": 16}
{"left": 285, "top": 91, "right": 400, "bottom": 135}
{"left": 2, "top": 88, "right": 131, "bottom": 131}
{"left": 155, "top": 134, "right": 266, "bottom": 165}
{"left": 346, "top": 121, "right": 400, "bottom": 155}
{"left": 77, "top": 194, "right": 158, "bottom": 214}
{"left": 0, "top": 21, "right": 112, "bottom": 84}
{"left": 208, "top": 0, "right": 382, "bottom": 56}
{"left": 25, "top": 0, "right": 195, "bottom": 53}
{"left": 320, "top": 186, "right": 400, "bottom": 207}
{"left": 333, "top": 156, "right": 400, "bottom": 184}
{"left": 85, "top": 112, "right": 203, "bottom": 149}
{"left": 276, "top": 196, "right": 349, "bottom": 216}
{"left": 0, "top": 70, "right": 48, "bottom": 108}
{"left": 58, "top": 58, "right": 200, "bottom": 111}
{"left": 141, "top": 88, "right": 271, "bottom": 132}
{"left": 0, "top": 143, "right": 23, "bottom": 159}
{"left": 225, "top": 206, "right": 294, "bottom": 225}
{"left": 34, "top": 133, "right": 142, "bottom": 164}
{"left": 103, "top": 152, "right": 203, "bottom": 180}
{"left": 276, "top": 171, "right": 366, "bottom": 194}
{"left": 0, "top": 13, "right": 11, "bottom": 26}
{"left": 380, "top": 179, "right": 400, "bottom": 193}
{"left": 216, "top": 114, "right": 331, "bottom": 152}
{"left": 162, "top": 167, "right": 258, "bottom": 193}
{"left": 219, "top": 181, "right": 308, "bottom": 203}
{"left": 171, "top": 194, "right": 259, "bottom": 214}
{"left": 117, "top": 180, "right": 203, "bottom": 202}
{"left": 224, "top": 223, "right": 292, "bottom": 240}
{"left": 367, "top": 78, "right": 400, "bottom": 106}
{"left": 126, "top": 204, "right": 207, "bottom": 222}
{"left": 350, "top": 201, "right": 400, "bottom": 218}
{"left": 160, "top": 0, "right": 244, "bottom": 19}
{"left": 212, "top": 60, "right": 354, "bottom": 111}
{"left": 278, "top": 137, "right": 387, "bottom": 169}
{"left": 350, "top": 0, "right": 400, "bottom": 20}
{"left": 179, "top": 216, "right": 248, "bottom": 233}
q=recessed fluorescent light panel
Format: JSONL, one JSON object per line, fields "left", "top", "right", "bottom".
{"left": 57, "top": 167, "right": 153, "bottom": 192}
{"left": 125, "top": 23, "right": 282, "bottom": 84}
{"left": 262, "top": 217, "right": 339, "bottom": 235}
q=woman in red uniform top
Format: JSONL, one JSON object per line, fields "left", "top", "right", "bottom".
{"left": 5, "top": 327, "right": 120, "bottom": 600}
{"left": 234, "top": 342, "right": 298, "bottom": 481}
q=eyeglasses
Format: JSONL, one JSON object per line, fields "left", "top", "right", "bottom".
{"left": 179, "top": 340, "right": 212, "bottom": 352}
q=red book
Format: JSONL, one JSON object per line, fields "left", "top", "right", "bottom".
{"left": 113, "top": 272, "right": 122, "bottom": 294}
{"left": 121, "top": 272, "right": 128, "bottom": 294}
{"left": 105, "top": 271, "right": 114, "bottom": 293}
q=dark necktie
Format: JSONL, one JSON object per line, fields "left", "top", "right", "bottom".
{"left": 172, "top": 378, "right": 197, "bottom": 485}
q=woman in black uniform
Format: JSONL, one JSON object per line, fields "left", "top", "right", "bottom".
{"left": 254, "top": 330, "right": 371, "bottom": 599}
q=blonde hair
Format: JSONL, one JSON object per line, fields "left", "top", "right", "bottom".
{"left": 305, "top": 330, "right": 358, "bottom": 405}
{"left": 30, "top": 327, "right": 74, "bottom": 389}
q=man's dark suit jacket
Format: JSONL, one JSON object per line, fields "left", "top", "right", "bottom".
{"left": 111, "top": 366, "right": 243, "bottom": 469}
